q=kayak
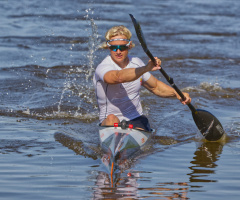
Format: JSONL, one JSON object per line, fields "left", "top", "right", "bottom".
{"left": 99, "top": 121, "right": 153, "bottom": 179}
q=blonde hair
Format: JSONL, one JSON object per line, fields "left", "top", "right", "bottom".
{"left": 100, "top": 25, "right": 135, "bottom": 49}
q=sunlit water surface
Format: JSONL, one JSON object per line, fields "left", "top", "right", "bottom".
{"left": 0, "top": 0, "right": 239, "bottom": 199}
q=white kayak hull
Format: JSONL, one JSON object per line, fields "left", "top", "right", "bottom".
{"left": 99, "top": 126, "right": 153, "bottom": 174}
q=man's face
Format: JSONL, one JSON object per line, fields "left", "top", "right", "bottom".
{"left": 108, "top": 35, "right": 131, "bottom": 67}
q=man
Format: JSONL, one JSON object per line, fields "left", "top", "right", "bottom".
{"left": 93, "top": 25, "right": 191, "bottom": 131}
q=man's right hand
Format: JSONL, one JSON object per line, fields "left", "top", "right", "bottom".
{"left": 146, "top": 57, "right": 161, "bottom": 72}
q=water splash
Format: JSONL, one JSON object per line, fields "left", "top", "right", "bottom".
{"left": 85, "top": 8, "right": 101, "bottom": 81}
{"left": 199, "top": 82, "right": 223, "bottom": 92}
{"left": 57, "top": 81, "right": 70, "bottom": 113}
{"left": 56, "top": 8, "right": 100, "bottom": 120}
{"left": 184, "top": 80, "right": 223, "bottom": 93}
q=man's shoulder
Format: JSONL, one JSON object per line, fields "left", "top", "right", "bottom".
{"left": 129, "top": 56, "right": 145, "bottom": 67}
{"left": 98, "top": 55, "right": 111, "bottom": 66}
{"left": 94, "top": 56, "right": 115, "bottom": 82}
{"left": 95, "top": 56, "right": 112, "bottom": 71}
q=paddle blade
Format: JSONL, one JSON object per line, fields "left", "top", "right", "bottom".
{"left": 192, "top": 109, "right": 225, "bottom": 141}
{"left": 129, "top": 14, "right": 149, "bottom": 54}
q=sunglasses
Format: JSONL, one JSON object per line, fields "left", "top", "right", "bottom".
{"left": 109, "top": 45, "right": 129, "bottom": 52}
{"left": 107, "top": 39, "right": 131, "bottom": 52}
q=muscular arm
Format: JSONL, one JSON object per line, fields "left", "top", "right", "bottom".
{"left": 143, "top": 75, "right": 192, "bottom": 104}
{"left": 103, "top": 66, "right": 148, "bottom": 84}
{"left": 143, "top": 75, "right": 177, "bottom": 97}
{"left": 103, "top": 56, "right": 161, "bottom": 84}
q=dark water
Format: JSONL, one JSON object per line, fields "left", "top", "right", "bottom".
{"left": 0, "top": 0, "right": 240, "bottom": 199}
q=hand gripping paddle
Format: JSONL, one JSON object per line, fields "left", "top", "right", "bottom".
{"left": 129, "top": 14, "right": 225, "bottom": 141}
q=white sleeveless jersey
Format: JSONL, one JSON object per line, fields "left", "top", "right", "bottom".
{"left": 93, "top": 55, "right": 151, "bottom": 123}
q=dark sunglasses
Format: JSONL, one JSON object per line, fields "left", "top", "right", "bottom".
{"left": 109, "top": 45, "right": 129, "bottom": 52}
{"left": 107, "top": 39, "right": 131, "bottom": 52}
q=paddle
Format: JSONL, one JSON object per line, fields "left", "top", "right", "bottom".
{"left": 129, "top": 14, "right": 225, "bottom": 141}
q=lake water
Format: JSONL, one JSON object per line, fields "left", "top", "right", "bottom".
{"left": 0, "top": 0, "right": 239, "bottom": 199}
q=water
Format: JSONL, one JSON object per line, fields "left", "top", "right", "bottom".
{"left": 0, "top": 0, "right": 239, "bottom": 199}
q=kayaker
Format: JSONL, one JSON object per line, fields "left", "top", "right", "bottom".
{"left": 93, "top": 25, "right": 191, "bottom": 131}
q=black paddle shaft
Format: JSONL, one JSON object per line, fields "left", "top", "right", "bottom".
{"left": 145, "top": 48, "right": 197, "bottom": 113}
{"left": 129, "top": 14, "right": 225, "bottom": 141}
{"left": 129, "top": 14, "right": 196, "bottom": 114}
